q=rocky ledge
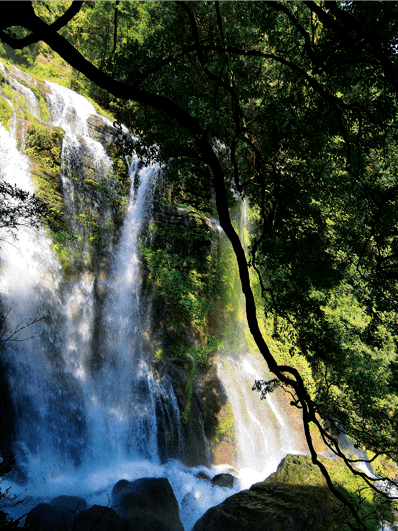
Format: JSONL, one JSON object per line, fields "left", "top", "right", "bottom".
{"left": 193, "top": 454, "right": 392, "bottom": 531}
{"left": 18, "top": 455, "right": 395, "bottom": 531}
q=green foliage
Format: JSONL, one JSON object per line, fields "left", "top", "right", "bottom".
{"left": 212, "top": 402, "right": 235, "bottom": 445}
{"left": 2, "top": 2, "right": 398, "bottom": 524}
{"left": 49, "top": 230, "right": 74, "bottom": 275}
{"left": 0, "top": 181, "right": 58, "bottom": 242}
{"left": 181, "top": 359, "right": 196, "bottom": 424}
{"left": 72, "top": 211, "right": 113, "bottom": 247}
{"left": 23, "top": 120, "right": 65, "bottom": 230}
{"left": 99, "top": 2, "right": 398, "bottom": 507}
{"left": 190, "top": 335, "right": 222, "bottom": 366}
{"left": 142, "top": 209, "right": 238, "bottom": 341}
{"left": 0, "top": 96, "right": 12, "bottom": 130}
{"left": 141, "top": 247, "right": 212, "bottom": 329}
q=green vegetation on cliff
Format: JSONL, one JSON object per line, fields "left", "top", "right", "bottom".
{"left": 23, "top": 120, "right": 65, "bottom": 227}
{"left": 266, "top": 455, "right": 396, "bottom": 531}
{"left": 194, "top": 454, "right": 396, "bottom": 531}
{"left": 3, "top": 2, "right": 398, "bottom": 528}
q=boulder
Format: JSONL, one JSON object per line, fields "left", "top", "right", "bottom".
{"left": 181, "top": 490, "right": 203, "bottom": 510}
{"left": 194, "top": 471, "right": 211, "bottom": 482}
{"left": 193, "top": 481, "right": 344, "bottom": 531}
{"left": 211, "top": 473, "right": 236, "bottom": 488}
{"left": 25, "top": 502, "right": 75, "bottom": 531}
{"left": 50, "top": 495, "right": 87, "bottom": 515}
{"left": 112, "top": 477, "right": 184, "bottom": 531}
{"left": 75, "top": 505, "right": 127, "bottom": 531}
{"left": 193, "top": 454, "right": 389, "bottom": 531}
{"left": 87, "top": 114, "right": 118, "bottom": 149}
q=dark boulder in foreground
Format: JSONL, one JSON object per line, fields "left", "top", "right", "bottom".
{"left": 193, "top": 481, "right": 343, "bottom": 531}
{"left": 75, "top": 504, "right": 127, "bottom": 531}
{"left": 25, "top": 502, "right": 75, "bottom": 531}
{"left": 112, "top": 477, "right": 184, "bottom": 531}
{"left": 193, "top": 454, "right": 385, "bottom": 531}
{"left": 50, "top": 495, "right": 87, "bottom": 515}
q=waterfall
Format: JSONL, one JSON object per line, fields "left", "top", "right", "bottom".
{"left": 0, "top": 73, "right": 182, "bottom": 482}
{"left": 218, "top": 353, "right": 305, "bottom": 487}
{"left": 0, "top": 62, "right": 309, "bottom": 531}
{"left": 216, "top": 200, "right": 306, "bottom": 488}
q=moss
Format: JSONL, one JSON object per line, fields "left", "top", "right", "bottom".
{"left": 212, "top": 402, "right": 235, "bottom": 445}
{"left": 141, "top": 247, "right": 214, "bottom": 331}
{"left": 86, "top": 95, "right": 115, "bottom": 122}
{"left": 30, "top": 51, "right": 73, "bottom": 89}
{"left": 23, "top": 119, "right": 65, "bottom": 231}
{"left": 1, "top": 82, "right": 26, "bottom": 118}
{"left": 0, "top": 96, "right": 12, "bottom": 130}
{"left": 181, "top": 359, "right": 196, "bottom": 424}
{"left": 49, "top": 230, "right": 74, "bottom": 276}
{"left": 0, "top": 61, "right": 50, "bottom": 123}
{"left": 32, "top": 81, "right": 50, "bottom": 122}
{"left": 266, "top": 454, "right": 396, "bottom": 531}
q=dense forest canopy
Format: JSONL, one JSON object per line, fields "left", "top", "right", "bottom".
{"left": 2, "top": 1, "right": 398, "bottom": 528}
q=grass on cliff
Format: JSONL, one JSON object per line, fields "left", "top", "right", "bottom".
{"left": 267, "top": 454, "right": 396, "bottom": 531}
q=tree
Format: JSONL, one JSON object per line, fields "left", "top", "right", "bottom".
{"left": 0, "top": 181, "right": 62, "bottom": 243}
{"left": 2, "top": 2, "right": 398, "bottom": 528}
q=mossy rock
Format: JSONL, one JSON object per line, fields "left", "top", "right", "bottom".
{"left": 0, "top": 96, "right": 12, "bottom": 130}
{"left": 265, "top": 454, "right": 395, "bottom": 530}
{"left": 266, "top": 454, "right": 368, "bottom": 492}
{"left": 194, "top": 455, "right": 395, "bottom": 531}
{"left": 193, "top": 481, "right": 345, "bottom": 531}
{"left": 24, "top": 119, "right": 65, "bottom": 230}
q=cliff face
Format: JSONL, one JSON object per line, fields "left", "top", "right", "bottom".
{"left": 0, "top": 58, "right": 238, "bottom": 469}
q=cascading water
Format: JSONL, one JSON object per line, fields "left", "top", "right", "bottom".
{"left": 217, "top": 199, "right": 307, "bottom": 488}
{"left": 0, "top": 73, "right": 184, "bottom": 475}
{"left": 0, "top": 62, "right": 309, "bottom": 531}
{"left": 217, "top": 353, "right": 305, "bottom": 487}
{"left": 0, "top": 66, "right": 237, "bottom": 531}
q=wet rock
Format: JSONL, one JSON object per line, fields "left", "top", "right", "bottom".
{"left": 157, "top": 356, "right": 211, "bottom": 467}
{"left": 75, "top": 505, "right": 127, "bottom": 531}
{"left": 25, "top": 502, "right": 74, "bottom": 531}
{"left": 182, "top": 490, "right": 203, "bottom": 509}
{"left": 194, "top": 471, "right": 211, "bottom": 482}
{"left": 112, "top": 477, "right": 184, "bottom": 531}
{"left": 87, "top": 114, "right": 118, "bottom": 150}
{"left": 0, "top": 361, "right": 15, "bottom": 471}
{"left": 211, "top": 473, "right": 236, "bottom": 488}
{"left": 49, "top": 495, "right": 87, "bottom": 515}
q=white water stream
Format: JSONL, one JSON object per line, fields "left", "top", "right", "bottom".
{"left": 0, "top": 63, "right": 308, "bottom": 530}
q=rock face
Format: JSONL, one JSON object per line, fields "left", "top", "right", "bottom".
{"left": 156, "top": 355, "right": 229, "bottom": 467}
{"left": 25, "top": 502, "right": 75, "bottom": 531}
{"left": 193, "top": 481, "right": 344, "bottom": 531}
{"left": 25, "top": 501, "right": 127, "bottom": 531}
{"left": 143, "top": 199, "right": 238, "bottom": 468}
{"left": 211, "top": 473, "right": 236, "bottom": 488}
{"left": 193, "top": 454, "right": 377, "bottom": 531}
{"left": 75, "top": 505, "right": 126, "bottom": 531}
{"left": 49, "top": 495, "right": 87, "bottom": 515}
{"left": 0, "top": 57, "right": 238, "bottom": 472}
{"left": 112, "top": 477, "right": 184, "bottom": 531}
